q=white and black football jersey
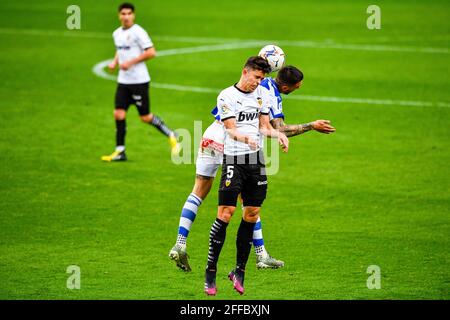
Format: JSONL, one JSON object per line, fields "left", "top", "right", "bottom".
{"left": 217, "top": 84, "right": 270, "bottom": 156}
{"left": 112, "top": 24, "right": 153, "bottom": 84}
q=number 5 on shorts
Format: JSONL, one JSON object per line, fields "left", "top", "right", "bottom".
{"left": 227, "top": 165, "right": 234, "bottom": 179}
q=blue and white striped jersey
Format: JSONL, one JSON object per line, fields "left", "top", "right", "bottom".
{"left": 259, "top": 77, "right": 284, "bottom": 120}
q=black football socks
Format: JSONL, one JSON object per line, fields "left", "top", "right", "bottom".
{"left": 115, "top": 119, "right": 126, "bottom": 148}
{"left": 236, "top": 218, "right": 256, "bottom": 273}
{"left": 206, "top": 218, "right": 229, "bottom": 271}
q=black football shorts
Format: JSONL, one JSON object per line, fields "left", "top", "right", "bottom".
{"left": 218, "top": 150, "right": 268, "bottom": 207}
{"left": 115, "top": 82, "right": 150, "bottom": 116}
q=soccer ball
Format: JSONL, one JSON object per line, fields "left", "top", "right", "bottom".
{"left": 258, "top": 45, "right": 285, "bottom": 72}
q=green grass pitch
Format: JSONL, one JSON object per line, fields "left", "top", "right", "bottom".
{"left": 0, "top": 0, "right": 449, "bottom": 299}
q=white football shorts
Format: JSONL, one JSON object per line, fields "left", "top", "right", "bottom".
{"left": 196, "top": 121, "right": 225, "bottom": 178}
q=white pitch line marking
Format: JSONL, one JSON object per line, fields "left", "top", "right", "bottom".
{"left": 6, "top": 25, "right": 444, "bottom": 108}
{"left": 0, "top": 28, "right": 448, "bottom": 54}
{"left": 92, "top": 58, "right": 450, "bottom": 108}
{"left": 156, "top": 41, "right": 267, "bottom": 57}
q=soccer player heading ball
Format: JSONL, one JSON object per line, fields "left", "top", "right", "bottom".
{"left": 102, "top": 3, "right": 180, "bottom": 162}
{"left": 203, "top": 56, "right": 289, "bottom": 296}
{"left": 169, "top": 58, "right": 336, "bottom": 280}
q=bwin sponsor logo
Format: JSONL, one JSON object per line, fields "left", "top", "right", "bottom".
{"left": 238, "top": 112, "right": 258, "bottom": 122}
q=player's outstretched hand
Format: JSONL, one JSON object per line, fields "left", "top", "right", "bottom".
{"left": 278, "top": 133, "right": 289, "bottom": 153}
{"left": 313, "top": 120, "right": 335, "bottom": 134}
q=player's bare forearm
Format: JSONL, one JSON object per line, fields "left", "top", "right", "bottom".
{"left": 283, "top": 123, "right": 314, "bottom": 137}
{"left": 259, "top": 126, "right": 281, "bottom": 138}
{"left": 271, "top": 118, "right": 335, "bottom": 137}
{"left": 260, "top": 114, "right": 289, "bottom": 152}
{"left": 132, "top": 47, "right": 156, "bottom": 64}
{"left": 226, "top": 127, "right": 251, "bottom": 144}
{"left": 223, "top": 118, "right": 257, "bottom": 149}
{"left": 259, "top": 114, "right": 282, "bottom": 138}
{"left": 121, "top": 47, "right": 156, "bottom": 70}
{"left": 108, "top": 52, "right": 119, "bottom": 70}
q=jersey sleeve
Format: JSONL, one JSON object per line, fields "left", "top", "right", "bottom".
{"left": 136, "top": 27, "right": 154, "bottom": 50}
{"left": 269, "top": 93, "right": 284, "bottom": 120}
{"left": 112, "top": 30, "right": 118, "bottom": 46}
{"left": 268, "top": 94, "right": 284, "bottom": 120}
{"left": 260, "top": 88, "right": 271, "bottom": 115}
{"left": 260, "top": 79, "right": 285, "bottom": 120}
{"left": 217, "top": 92, "right": 235, "bottom": 121}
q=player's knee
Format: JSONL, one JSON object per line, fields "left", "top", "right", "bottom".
{"left": 243, "top": 206, "right": 260, "bottom": 223}
{"left": 218, "top": 206, "right": 235, "bottom": 223}
{"left": 192, "top": 175, "right": 213, "bottom": 199}
{"left": 140, "top": 114, "right": 153, "bottom": 123}
{"left": 114, "top": 109, "right": 126, "bottom": 120}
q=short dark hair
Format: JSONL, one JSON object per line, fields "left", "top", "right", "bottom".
{"left": 276, "top": 66, "right": 304, "bottom": 86}
{"left": 118, "top": 2, "right": 134, "bottom": 12}
{"left": 244, "top": 56, "right": 271, "bottom": 74}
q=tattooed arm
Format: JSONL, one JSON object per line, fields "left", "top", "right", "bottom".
{"left": 260, "top": 114, "right": 289, "bottom": 152}
{"left": 270, "top": 118, "right": 335, "bottom": 137}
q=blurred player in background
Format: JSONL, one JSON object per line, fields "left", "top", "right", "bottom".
{"left": 102, "top": 2, "right": 180, "bottom": 162}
